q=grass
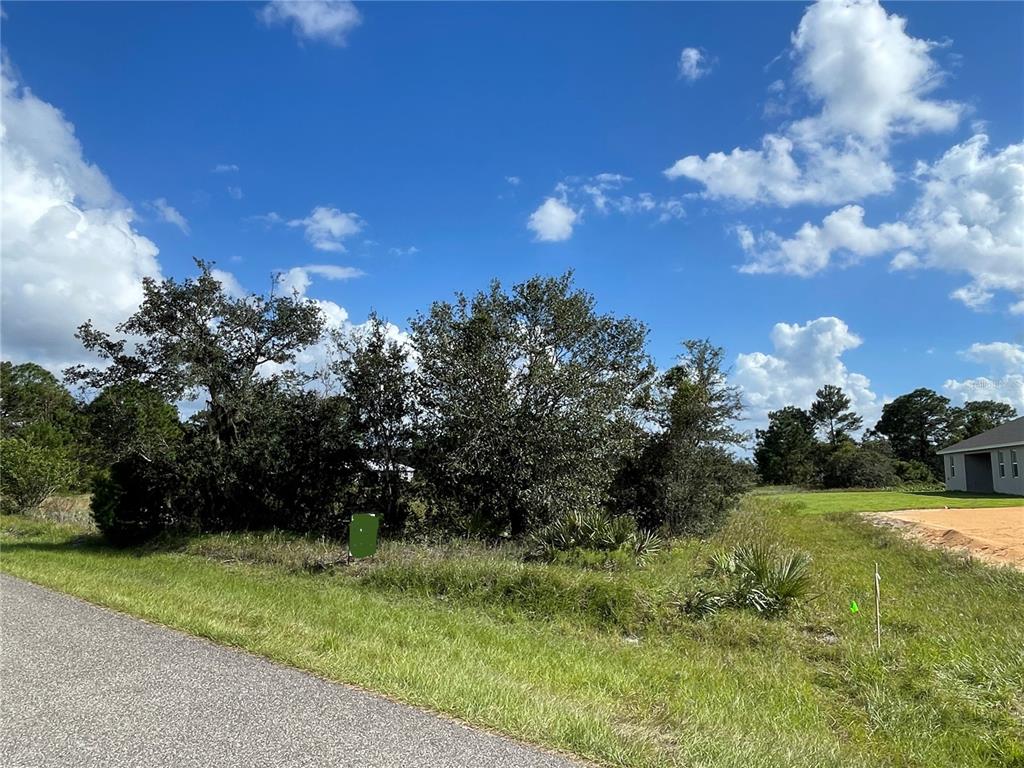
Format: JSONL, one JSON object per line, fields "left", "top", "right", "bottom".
{"left": 760, "top": 488, "right": 1024, "bottom": 515}
{"left": 2, "top": 493, "right": 1022, "bottom": 767}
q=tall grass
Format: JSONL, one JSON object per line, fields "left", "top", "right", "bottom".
{"left": 2, "top": 492, "right": 1022, "bottom": 768}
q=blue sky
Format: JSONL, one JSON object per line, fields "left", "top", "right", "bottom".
{"left": 1, "top": 0, "right": 1022, "bottom": 432}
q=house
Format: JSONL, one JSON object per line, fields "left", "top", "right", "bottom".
{"left": 937, "top": 416, "right": 1024, "bottom": 495}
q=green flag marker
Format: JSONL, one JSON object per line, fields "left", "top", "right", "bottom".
{"left": 850, "top": 600, "right": 859, "bottom": 614}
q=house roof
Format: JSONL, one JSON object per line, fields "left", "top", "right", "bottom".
{"left": 937, "top": 415, "right": 1024, "bottom": 454}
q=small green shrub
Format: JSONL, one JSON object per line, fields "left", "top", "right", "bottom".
{"left": 683, "top": 543, "right": 815, "bottom": 617}
{"left": 0, "top": 438, "right": 75, "bottom": 514}
{"left": 525, "top": 508, "right": 663, "bottom": 568}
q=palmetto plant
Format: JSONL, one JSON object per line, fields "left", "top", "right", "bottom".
{"left": 526, "top": 508, "right": 664, "bottom": 567}
{"left": 687, "top": 542, "right": 814, "bottom": 617}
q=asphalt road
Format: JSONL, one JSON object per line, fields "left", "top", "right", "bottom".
{"left": 0, "top": 575, "right": 582, "bottom": 767}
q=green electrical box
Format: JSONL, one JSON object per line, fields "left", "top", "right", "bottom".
{"left": 349, "top": 513, "right": 380, "bottom": 559}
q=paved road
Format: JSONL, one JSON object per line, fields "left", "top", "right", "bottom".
{"left": 0, "top": 575, "right": 582, "bottom": 767}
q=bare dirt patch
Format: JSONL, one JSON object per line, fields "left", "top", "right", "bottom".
{"left": 873, "top": 506, "right": 1024, "bottom": 570}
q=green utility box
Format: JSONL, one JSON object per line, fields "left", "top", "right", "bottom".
{"left": 349, "top": 513, "right": 380, "bottom": 559}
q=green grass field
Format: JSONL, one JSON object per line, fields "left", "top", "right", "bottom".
{"left": 2, "top": 493, "right": 1022, "bottom": 767}
{"left": 758, "top": 488, "right": 1023, "bottom": 515}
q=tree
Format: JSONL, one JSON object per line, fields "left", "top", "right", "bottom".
{"left": 809, "top": 384, "right": 862, "bottom": 447}
{"left": 85, "top": 382, "right": 182, "bottom": 465}
{"left": 874, "top": 388, "right": 952, "bottom": 478}
{"left": 2, "top": 361, "right": 78, "bottom": 435}
{"left": 0, "top": 438, "right": 76, "bottom": 514}
{"left": 819, "top": 442, "right": 898, "bottom": 489}
{"left": 412, "top": 273, "right": 653, "bottom": 537}
{"left": 66, "top": 261, "right": 329, "bottom": 536}
{"left": 947, "top": 400, "right": 1017, "bottom": 442}
{"left": 66, "top": 260, "right": 324, "bottom": 453}
{"left": 1, "top": 361, "right": 91, "bottom": 486}
{"left": 616, "top": 340, "right": 749, "bottom": 536}
{"left": 331, "top": 314, "right": 416, "bottom": 532}
{"left": 754, "top": 406, "right": 818, "bottom": 486}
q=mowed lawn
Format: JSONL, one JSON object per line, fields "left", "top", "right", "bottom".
{"left": 2, "top": 492, "right": 1022, "bottom": 768}
{"left": 760, "top": 488, "right": 1024, "bottom": 515}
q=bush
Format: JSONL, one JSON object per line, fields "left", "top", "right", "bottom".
{"left": 683, "top": 542, "right": 815, "bottom": 617}
{"left": 0, "top": 438, "right": 76, "bottom": 514}
{"left": 525, "top": 508, "right": 664, "bottom": 568}
{"left": 91, "top": 456, "right": 180, "bottom": 545}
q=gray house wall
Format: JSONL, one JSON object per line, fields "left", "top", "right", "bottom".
{"left": 942, "top": 444, "right": 1024, "bottom": 496}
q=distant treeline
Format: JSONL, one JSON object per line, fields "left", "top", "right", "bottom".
{"left": 753, "top": 386, "right": 1016, "bottom": 489}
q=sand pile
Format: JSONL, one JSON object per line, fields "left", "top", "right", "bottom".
{"left": 874, "top": 507, "right": 1024, "bottom": 570}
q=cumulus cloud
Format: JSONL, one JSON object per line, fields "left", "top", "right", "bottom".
{"left": 736, "top": 134, "right": 1024, "bottom": 311}
{"left": 275, "top": 264, "right": 364, "bottom": 296}
{"left": 149, "top": 197, "right": 190, "bottom": 234}
{"left": 227, "top": 185, "right": 244, "bottom": 200}
{"left": 944, "top": 341, "right": 1024, "bottom": 410}
{"left": 287, "top": 206, "right": 364, "bottom": 252}
{"left": 1, "top": 62, "right": 162, "bottom": 371}
{"left": 260, "top": 0, "right": 362, "bottom": 46}
{"left": 528, "top": 197, "right": 579, "bottom": 242}
{"left": 678, "top": 48, "right": 712, "bottom": 82}
{"left": 212, "top": 163, "right": 239, "bottom": 173}
{"left": 665, "top": 0, "right": 961, "bottom": 206}
{"left": 505, "top": 176, "right": 521, "bottom": 186}
{"left": 210, "top": 268, "right": 246, "bottom": 298}
{"left": 738, "top": 204, "right": 916, "bottom": 276}
{"left": 734, "top": 316, "right": 878, "bottom": 431}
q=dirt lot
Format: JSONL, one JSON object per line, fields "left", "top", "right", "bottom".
{"left": 875, "top": 506, "right": 1024, "bottom": 570}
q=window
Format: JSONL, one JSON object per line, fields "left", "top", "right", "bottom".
{"left": 1013, "top": 449, "right": 1019, "bottom": 478}
{"left": 949, "top": 456, "right": 955, "bottom": 477}
{"left": 998, "top": 450, "right": 1005, "bottom": 478}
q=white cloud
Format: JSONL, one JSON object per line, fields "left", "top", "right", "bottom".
{"left": 260, "top": 0, "right": 362, "bottom": 46}
{"left": 734, "top": 134, "right": 1024, "bottom": 311}
{"left": 944, "top": 376, "right": 1024, "bottom": 411}
{"left": 149, "top": 198, "right": 190, "bottom": 234}
{"left": 212, "top": 163, "right": 239, "bottom": 173}
{"left": 678, "top": 47, "right": 712, "bottom": 82}
{"left": 734, "top": 316, "right": 878, "bottom": 431}
{"left": 275, "top": 264, "right": 364, "bottom": 295}
{"left": 227, "top": 185, "right": 244, "bottom": 200}
{"left": 210, "top": 268, "right": 246, "bottom": 298}
{"left": 528, "top": 197, "right": 578, "bottom": 242}
{"left": 665, "top": 0, "right": 961, "bottom": 206}
{"left": 789, "top": 0, "right": 959, "bottom": 144}
{"left": 527, "top": 174, "right": 685, "bottom": 240}
{"left": 905, "top": 134, "right": 1024, "bottom": 310}
{"left": 944, "top": 341, "right": 1024, "bottom": 411}
{"left": 1, "top": 62, "right": 162, "bottom": 372}
{"left": 505, "top": 176, "right": 521, "bottom": 186}
{"left": 388, "top": 245, "right": 419, "bottom": 256}
{"left": 288, "top": 206, "right": 364, "bottom": 252}
{"left": 738, "top": 204, "right": 916, "bottom": 276}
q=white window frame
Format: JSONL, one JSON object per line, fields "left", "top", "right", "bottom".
{"left": 998, "top": 450, "right": 1006, "bottom": 478}
{"left": 1012, "top": 449, "right": 1019, "bottom": 478}
{"left": 950, "top": 456, "right": 955, "bottom": 477}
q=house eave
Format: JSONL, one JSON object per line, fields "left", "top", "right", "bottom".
{"left": 937, "top": 440, "right": 1024, "bottom": 455}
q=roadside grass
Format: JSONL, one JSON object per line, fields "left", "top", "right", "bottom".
{"left": 762, "top": 488, "right": 1024, "bottom": 515}
{"left": 2, "top": 493, "right": 1022, "bottom": 767}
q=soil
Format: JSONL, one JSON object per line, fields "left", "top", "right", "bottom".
{"left": 873, "top": 506, "right": 1024, "bottom": 570}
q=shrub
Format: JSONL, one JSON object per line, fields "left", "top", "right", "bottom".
{"left": 525, "top": 508, "right": 663, "bottom": 568}
{"left": 683, "top": 543, "right": 815, "bottom": 617}
{"left": 0, "top": 438, "right": 75, "bottom": 514}
{"left": 91, "top": 456, "right": 180, "bottom": 545}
